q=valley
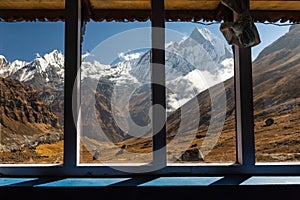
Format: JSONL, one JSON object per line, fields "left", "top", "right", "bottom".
{"left": 0, "top": 25, "right": 299, "bottom": 165}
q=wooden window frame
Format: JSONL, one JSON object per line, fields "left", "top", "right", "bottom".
{"left": 0, "top": 0, "right": 300, "bottom": 177}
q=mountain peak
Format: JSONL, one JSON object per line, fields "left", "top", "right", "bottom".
{"left": 0, "top": 55, "right": 9, "bottom": 67}
{"left": 0, "top": 54, "right": 6, "bottom": 60}
{"left": 189, "top": 27, "right": 215, "bottom": 43}
{"left": 36, "top": 49, "right": 64, "bottom": 68}
{"left": 189, "top": 27, "right": 207, "bottom": 43}
{"left": 183, "top": 27, "right": 232, "bottom": 63}
{"left": 44, "top": 49, "right": 63, "bottom": 59}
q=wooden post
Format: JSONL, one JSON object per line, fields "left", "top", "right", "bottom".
{"left": 151, "top": 0, "right": 167, "bottom": 167}
{"left": 64, "top": 0, "right": 82, "bottom": 167}
{"left": 234, "top": 0, "right": 256, "bottom": 165}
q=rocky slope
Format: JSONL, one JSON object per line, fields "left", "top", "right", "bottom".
{"left": 105, "top": 24, "right": 300, "bottom": 163}
{"left": 7, "top": 25, "right": 300, "bottom": 164}
{"left": 0, "top": 77, "right": 63, "bottom": 162}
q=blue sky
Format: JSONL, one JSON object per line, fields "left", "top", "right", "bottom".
{"left": 0, "top": 20, "right": 291, "bottom": 63}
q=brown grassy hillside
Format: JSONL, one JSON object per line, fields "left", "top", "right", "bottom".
{"left": 80, "top": 25, "right": 300, "bottom": 164}
{"left": 0, "top": 77, "right": 63, "bottom": 164}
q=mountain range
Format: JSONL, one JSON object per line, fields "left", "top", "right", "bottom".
{"left": 1, "top": 25, "right": 299, "bottom": 164}
{"left": 114, "top": 24, "right": 300, "bottom": 163}
{"left": 0, "top": 27, "right": 233, "bottom": 142}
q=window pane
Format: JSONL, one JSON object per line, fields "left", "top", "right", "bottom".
{"left": 79, "top": 21, "right": 153, "bottom": 164}
{"left": 0, "top": 22, "right": 65, "bottom": 164}
{"left": 253, "top": 22, "right": 300, "bottom": 162}
{"left": 165, "top": 22, "right": 236, "bottom": 164}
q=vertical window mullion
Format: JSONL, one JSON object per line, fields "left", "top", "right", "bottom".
{"left": 151, "top": 0, "right": 167, "bottom": 167}
{"left": 64, "top": 0, "right": 82, "bottom": 167}
{"left": 234, "top": 0, "right": 256, "bottom": 166}
{"left": 234, "top": 46, "right": 256, "bottom": 165}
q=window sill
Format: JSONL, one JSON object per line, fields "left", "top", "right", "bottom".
{"left": 1, "top": 175, "right": 300, "bottom": 198}
{"left": 2, "top": 175, "right": 300, "bottom": 187}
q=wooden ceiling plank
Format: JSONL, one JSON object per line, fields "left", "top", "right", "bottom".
{"left": 251, "top": 1, "right": 300, "bottom": 10}
{"left": 90, "top": 1, "right": 151, "bottom": 9}
{"left": 251, "top": 0, "right": 300, "bottom": 1}
{"left": 165, "top": 0, "right": 220, "bottom": 10}
{"left": 0, "top": 0, "right": 65, "bottom": 9}
{"left": 90, "top": 0, "right": 220, "bottom": 10}
{"left": 90, "top": 0, "right": 300, "bottom": 11}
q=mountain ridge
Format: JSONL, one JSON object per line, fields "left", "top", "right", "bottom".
{"left": 115, "top": 24, "right": 300, "bottom": 163}
{"left": 0, "top": 77, "right": 63, "bottom": 155}
{"left": 0, "top": 27, "right": 234, "bottom": 114}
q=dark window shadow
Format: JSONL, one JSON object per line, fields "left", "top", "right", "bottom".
{"left": 210, "top": 175, "right": 251, "bottom": 185}
{"left": 8, "top": 177, "right": 64, "bottom": 187}
{"left": 109, "top": 176, "right": 158, "bottom": 186}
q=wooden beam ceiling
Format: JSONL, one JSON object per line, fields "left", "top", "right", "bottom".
{"left": 88, "top": 0, "right": 300, "bottom": 10}
{"left": 0, "top": 0, "right": 65, "bottom": 9}
{"left": 0, "top": 0, "right": 300, "bottom": 11}
{"left": 0, "top": 0, "right": 300, "bottom": 22}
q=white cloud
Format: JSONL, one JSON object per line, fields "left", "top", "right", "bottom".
{"left": 118, "top": 52, "right": 142, "bottom": 61}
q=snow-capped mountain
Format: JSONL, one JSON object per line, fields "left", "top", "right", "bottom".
{"left": 0, "top": 55, "right": 28, "bottom": 78}
{"left": 0, "top": 50, "right": 64, "bottom": 91}
{"left": 0, "top": 27, "right": 234, "bottom": 113}
{"left": 186, "top": 27, "right": 232, "bottom": 65}
{"left": 101, "top": 27, "right": 234, "bottom": 111}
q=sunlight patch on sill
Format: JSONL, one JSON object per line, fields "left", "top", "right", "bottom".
{"left": 78, "top": 163, "right": 151, "bottom": 166}
{"left": 0, "top": 164, "right": 62, "bottom": 167}
{"left": 255, "top": 162, "right": 300, "bottom": 166}
{"left": 167, "top": 162, "right": 236, "bottom": 166}
{"left": 240, "top": 176, "right": 300, "bottom": 185}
